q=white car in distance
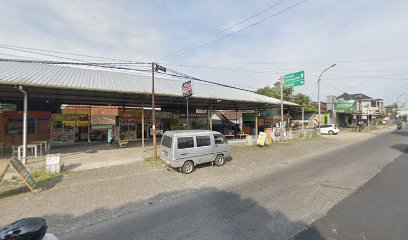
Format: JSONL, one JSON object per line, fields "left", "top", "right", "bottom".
{"left": 319, "top": 124, "right": 340, "bottom": 135}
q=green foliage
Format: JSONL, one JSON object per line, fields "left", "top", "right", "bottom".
{"left": 293, "top": 93, "right": 317, "bottom": 112}
{"left": 257, "top": 81, "right": 293, "bottom": 101}
{"left": 257, "top": 82, "right": 316, "bottom": 112}
{"left": 385, "top": 104, "right": 398, "bottom": 116}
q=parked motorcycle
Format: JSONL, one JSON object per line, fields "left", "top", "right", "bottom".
{"left": 0, "top": 218, "right": 58, "bottom": 240}
{"left": 397, "top": 123, "right": 402, "bottom": 130}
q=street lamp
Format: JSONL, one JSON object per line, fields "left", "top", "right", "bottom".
{"left": 396, "top": 93, "right": 407, "bottom": 108}
{"left": 317, "top": 64, "right": 336, "bottom": 128}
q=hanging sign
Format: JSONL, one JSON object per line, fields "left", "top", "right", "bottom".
{"left": 155, "top": 64, "right": 166, "bottom": 73}
{"left": 182, "top": 81, "right": 193, "bottom": 96}
{"left": 335, "top": 101, "right": 356, "bottom": 111}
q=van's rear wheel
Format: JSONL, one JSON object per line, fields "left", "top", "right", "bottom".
{"left": 328, "top": 130, "right": 334, "bottom": 135}
{"left": 181, "top": 161, "right": 194, "bottom": 174}
{"left": 214, "top": 155, "right": 225, "bottom": 166}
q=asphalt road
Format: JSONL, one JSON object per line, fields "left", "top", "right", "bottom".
{"left": 63, "top": 129, "right": 407, "bottom": 240}
{"left": 294, "top": 129, "right": 408, "bottom": 240}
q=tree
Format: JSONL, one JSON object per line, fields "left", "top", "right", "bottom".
{"left": 257, "top": 83, "right": 317, "bottom": 112}
{"left": 293, "top": 93, "right": 317, "bottom": 112}
{"left": 256, "top": 81, "right": 293, "bottom": 101}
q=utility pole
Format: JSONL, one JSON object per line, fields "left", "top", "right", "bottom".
{"left": 141, "top": 102, "right": 144, "bottom": 151}
{"left": 280, "top": 76, "right": 284, "bottom": 141}
{"left": 186, "top": 97, "right": 189, "bottom": 130}
{"left": 151, "top": 63, "right": 157, "bottom": 162}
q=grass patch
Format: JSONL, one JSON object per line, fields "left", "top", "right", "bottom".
{"left": 31, "top": 169, "right": 66, "bottom": 185}
{"left": 0, "top": 168, "right": 67, "bottom": 199}
{"left": 143, "top": 155, "right": 162, "bottom": 166}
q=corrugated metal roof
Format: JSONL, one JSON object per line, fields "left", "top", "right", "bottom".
{"left": 0, "top": 60, "right": 298, "bottom": 107}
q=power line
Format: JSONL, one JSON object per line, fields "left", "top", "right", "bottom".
{"left": 158, "top": 0, "right": 308, "bottom": 61}
{"left": 0, "top": 43, "right": 147, "bottom": 64}
{"left": 0, "top": 58, "right": 261, "bottom": 94}
{"left": 165, "top": 63, "right": 408, "bottom": 75}
{"left": 155, "top": 65, "right": 259, "bottom": 93}
{"left": 163, "top": 58, "right": 405, "bottom": 67}
{"left": 0, "top": 52, "right": 41, "bottom": 60}
{"left": 157, "top": 0, "right": 287, "bottom": 61}
{"left": 0, "top": 58, "right": 151, "bottom": 74}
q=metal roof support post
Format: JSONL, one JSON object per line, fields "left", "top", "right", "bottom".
{"left": 209, "top": 102, "right": 213, "bottom": 131}
{"left": 280, "top": 76, "right": 284, "bottom": 142}
{"left": 88, "top": 105, "right": 91, "bottom": 142}
{"left": 152, "top": 63, "right": 157, "bottom": 163}
{"left": 18, "top": 86, "right": 28, "bottom": 164}
{"left": 255, "top": 109, "right": 259, "bottom": 139}
{"left": 141, "top": 102, "right": 144, "bottom": 151}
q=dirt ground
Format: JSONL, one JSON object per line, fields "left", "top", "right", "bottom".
{"left": 0, "top": 127, "right": 392, "bottom": 236}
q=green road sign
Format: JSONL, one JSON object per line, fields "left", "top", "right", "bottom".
{"left": 335, "top": 101, "right": 356, "bottom": 111}
{"left": 284, "top": 71, "right": 304, "bottom": 88}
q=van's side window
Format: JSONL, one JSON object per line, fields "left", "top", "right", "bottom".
{"left": 196, "top": 136, "right": 211, "bottom": 147}
{"left": 162, "top": 135, "right": 172, "bottom": 148}
{"left": 214, "top": 134, "right": 226, "bottom": 145}
{"left": 177, "top": 137, "right": 194, "bottom": 149}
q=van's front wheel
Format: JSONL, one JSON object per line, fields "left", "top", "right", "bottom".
{"left": 181, "top": 161, "right": 194, "bottom": 174}
{"left": 214, "top": 155, "right": 225, "bottom": 166}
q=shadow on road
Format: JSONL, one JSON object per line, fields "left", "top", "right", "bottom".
{"left": 34, "top": 187, "right": 318, "bottom": 240}
{"left": 293, "top": 151, "right": 408, "bottom": 240}
{"left": 390, "top": 144, "right": 408, "bottom": 153}
{"left": 391, "top": 129, "right": 408, "bottom": 137}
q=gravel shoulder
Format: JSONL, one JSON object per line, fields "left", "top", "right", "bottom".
{"left": 0, "top": 127, "right": 393, "bottom": 236}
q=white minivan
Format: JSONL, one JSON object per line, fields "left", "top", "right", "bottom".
{"left": 161, "top": 130, "right": 231, "bottom": 174}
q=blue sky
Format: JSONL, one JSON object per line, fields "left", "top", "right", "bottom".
{"left": 0, "top": 0, "right": 407, "bottom": 105}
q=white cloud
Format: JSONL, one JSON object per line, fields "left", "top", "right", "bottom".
{"left": 0, "top": 0, "right": 406, "bottom": 104}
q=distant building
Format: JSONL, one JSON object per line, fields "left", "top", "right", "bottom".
{"left": 335, "top": 93, "right": 385, "bottom": 128}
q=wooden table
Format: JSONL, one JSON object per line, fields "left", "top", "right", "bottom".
{"left": 18, "top": 144, "right": 40, "bottom": 160}
{"left": 237, "top": 133, "right": 249, "bottom": 138}
{"left": 224, "top": 134, "right": 235, "bottom": 139}
{"left": 118, "top": 140, "right": 129, "bottom": 148}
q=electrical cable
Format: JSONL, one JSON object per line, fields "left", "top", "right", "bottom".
{"left": 157, "top": 0, "right": 288, "bottom": 61}
{"left": 158, "top": 0, "right": 308, "bottom": 61}
{"left": 0, "top": 43, "right": 147, "bottom": 64}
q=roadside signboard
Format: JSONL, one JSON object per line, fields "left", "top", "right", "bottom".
{"left": 182, "top": 81, "right": 193, "bottom": 96}
{"left": 284, "top": 71, "right": 305, "bottom": 88}
{"left": 0, "top": 160, "right": 10, "bottom": 182}
{"left": 335, "top": 101, "right": 356, "bottom": 111}
{"left": 256, "top": 132, "right": 267, "bottom": 146}
{"left": 9, "top": 158, "right": 36, "bottom": 191}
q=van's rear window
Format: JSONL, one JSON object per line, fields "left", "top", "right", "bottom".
{"left": 162, "top": 135, "right": 172, "bottom": 148}
{"left": 177, "top": 137, "right": 194, "bottom": 149}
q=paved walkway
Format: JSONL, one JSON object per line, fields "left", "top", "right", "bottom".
{"left": 0, "top": 127, "right": 393, "bottom": 237}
